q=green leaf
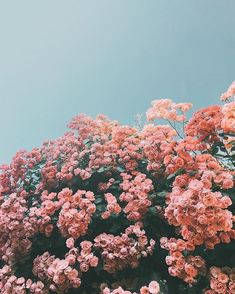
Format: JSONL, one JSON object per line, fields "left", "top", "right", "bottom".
{"left": 94, "top": 196, "right": 103, "bottom": 204}
{"left": 116, "top": 166, "right": 125, "bottom": 172}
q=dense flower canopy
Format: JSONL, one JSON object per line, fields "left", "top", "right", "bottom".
{"left": 0, "top": 81, "right": 234, "bottom": 294}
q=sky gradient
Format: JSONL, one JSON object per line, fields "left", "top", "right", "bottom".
{"left": 0, "top": 0, "right": 235, "bottom": 163}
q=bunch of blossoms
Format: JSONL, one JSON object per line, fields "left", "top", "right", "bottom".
{"left": 87, "top": 140, "right": 118, "bottom": 171}
{"left": 112, "top": 126, "right": 142, "bottom": 172}
{"left": 144, "top": 100, "right": 200, "bottom": 176}
{"left": 117, "top": 136, "right": 143, "bottom": 172}
{"left": 70, "top": 114, "right": 121, "bottom": 173}
{"left": 184, "top": 88, "right": 235, "bottom": 161}
{"left": 139, "top": 124, "right": 177, "bottom": 174}
{"left": 89, "top": 124, "right": 142, "bottom": 173}
{"left": 56, "top": 188, "right": 96, "bottom": 239}
{"left": 220, "top": 81, "right": 235, "bottom": 142}
{"left": 30, "top": 188, "right": 96, "bottom": 239}
{"left": 119, "top": 173, "right": 153, "bottom": 221}
{"left": 38, "top": 114, "right": 120, "bottom": 187}
{"left": 9, "top": 149, "right": 42, "bottom": 189}
{"left": 169, "top": 153, "right": 234, "bottom": 192}
{"left": 0, "top": 131, "right": 86, "bottom": 196}
{"left": 0, "top": 265, "right": 48, "bottom": 294}
{"left": 76, "top": 240, "right": 99, "bottom": 272}
{"left": 221, "top": 101, "right": 235, "bottom": 134}
{"left": 32, "top": 251, "right": 81, "bottom": 293}
{"left": 160, "top": 237, "right": 207, "bottom": 284}
{"left": 184, "top": 105, "right": 223, "bottom": 144}
{"left": 41, "top": 132, "right": 87, "bottom": 184}
{"left": 94, "top": 223, "right": 155, "bottom": 273}
{"left": 0, "top": 148, "right": 43, "bottom": 203}
{"left": 164, "top": 176, "right": 235, "bottom": 249}
{"left": 82, "top": 124, "right": 140, "bottom": 173}
{"left": 146, "top": 99, "right": 192, "bottom": 122}
{"left": 70, "top": 117, "right": 142, "bottom": 175}
{"left": 101, "top": 192, "right": 122, "bottom": 219}
{"left": 162, "top": 141, "right": 196, "bottom": 176}
{"left": 32, "top": 240, "right": 99, "bottom": 293}
{"left": 163, "top": 150, "right": 234, "bottom": 250}
{"left": 194, "top": 154, "right": 234, "bottom": 190}
{"left": 203, "top": 267, "right": 235, "bottom": 294}
{"left": 0, "top": 191, "right": 37, "bottom": 265}
{"left": 102, "top": 280, "right": 160, "bottom": 294}
{"left": 68, "top": 113, "right": 119, "bottom": 139}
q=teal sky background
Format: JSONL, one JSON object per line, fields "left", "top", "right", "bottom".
{"left": 0, "top": 0, "right": 235, "bottom": 163}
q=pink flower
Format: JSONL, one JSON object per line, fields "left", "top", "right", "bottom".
{"left": 148, "top": 281, "right": 160, "bottom": 294}
{"left": 80, "top": 241, "right": 92, "bottom": 252}
{"left": 66, "top": 238, "right": 75, "bottom": 249}
{"left": 80, "top": 262, "right": 89, "bottom": 272}
{"left": 90, "top": 256, "right": 99, "bottom": 267}
{"left": 67, "top": 269, "right": 79, "bottom": 280}
{"left": 188, "top": 179, "right": 203, "bottom": 191}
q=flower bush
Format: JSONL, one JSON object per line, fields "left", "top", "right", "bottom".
{"left": 0, "top": 82, "right": 234, "bottom": 294}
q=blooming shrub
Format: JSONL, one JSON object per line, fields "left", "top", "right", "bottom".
{"left": 0, "top": 82, "right": 234, "bottom": 294}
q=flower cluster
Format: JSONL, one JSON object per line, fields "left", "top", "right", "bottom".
{"left": 33, "top": 252, "right": 81, "bottom": 293}
{"left": 120, "top": 173, "right": 153, "bottom": 221}
{"left": 185, "top": 105, "right": 223, "bottom": 143}
{"left": 77, "top": 241, "right": 99, "bottom": 272}
{"left": 0, "top": 192, "right": 37, "bottom": 265}
{"left": 146, "top": 99, "right": 192, "bottom": 122}
{"left": 94, "top": 223, "right": 155, "bottom": 273}
{"left": 140, "top": 124, "right": 177, "bottom": 174}
{"left": 102, "top": 280, "right": 160, "bottom": 294}
{"left": 0, "top": 265, "right": 48, "bottom": 294}
{"left": 221, "top": 101, "right": 235, "bottom": 134}
{"left": 101, "top": 193, "right": 121, "bottom": 219}
{"left": 160, "top": 237, "right": 206, "bottom": 284}
{"left": 204, "top": 267, "right": 235, "bottom": 293}
{"left": 57, "top": 188, "right": 96, "bottom": 239}
{"left": 165, "top": 176, "right": 234, "bottom": 249}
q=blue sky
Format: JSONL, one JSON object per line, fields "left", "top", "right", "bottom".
{"left": 0, "top": 0, "right": 235, "bottom": 163}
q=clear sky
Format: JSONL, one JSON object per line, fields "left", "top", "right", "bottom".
{"left": 0, "top": 0, "right": 234, "bottom": 163}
